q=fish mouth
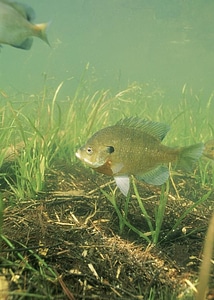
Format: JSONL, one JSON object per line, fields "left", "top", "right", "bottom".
{"left": 75, "top": 150, "right": 95, "bottom": 166}
{"left": 75, "top": 151, "right": 104, "bottom": 168}
{"left": 82, "top": 157, "right": 102, "bottom": 168}
{"left": 75, "top": 151, "right": 81, "bottom": 159}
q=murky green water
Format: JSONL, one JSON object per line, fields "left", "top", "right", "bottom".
{"left": 0, "top": 0, "right": 214, "bottom": 101}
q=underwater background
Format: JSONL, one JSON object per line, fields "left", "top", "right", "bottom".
{"left": 1, "top": 2, "right": 214, "bottom": 298}
{"left": 0, "top": 0, "right": 214, "bottom": 101}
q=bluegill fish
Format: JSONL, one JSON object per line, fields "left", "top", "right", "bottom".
{"left": 203, "top": 140, "right": 214, "bottom": 160}
{"left": 0, "top": 0, "right": 49, "bottom": 50}
{"left": 76, "top": 117, "right": 204, "bottom": 196}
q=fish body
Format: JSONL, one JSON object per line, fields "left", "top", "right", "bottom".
{"left": 203, "top": 140, "right": 214, "bottom": 160}
{"left": 0, "top": 0, "right": 49, "bottom": 50}
{"left": 76, "top": 117, "right": 204, "bottom": 196}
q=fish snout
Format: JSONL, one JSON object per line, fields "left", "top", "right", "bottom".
{"left": 75, "top": 150, "right": 81, "bottom": 159}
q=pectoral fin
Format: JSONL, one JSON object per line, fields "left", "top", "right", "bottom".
{"left": 12, "top": 38, "right": 33, "bottom": 50}
{"left": 114, "top": 175, "right": 130, "bottom": 196}
{"left": 137, "top": 165, "right": 169, "bottom": 185}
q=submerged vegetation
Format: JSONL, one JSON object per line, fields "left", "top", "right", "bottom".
{"left": 0, "top": 72, "right": 214, "bottom": 299}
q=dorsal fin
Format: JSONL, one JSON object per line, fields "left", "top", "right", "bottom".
{"left": 116, "top": 117, "right": 170, "bottom": 141}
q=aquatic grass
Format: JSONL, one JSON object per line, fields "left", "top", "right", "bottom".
{"left": 0, "top": 194, "right": 3, "bottom": 251}
{"left": 9, "top": 136, "right": 47, "bottom": 198}
{"left": 132, "top": 178, "right": 155, "bottom": 240}
{"left": 162, "top": 189, "right": 212, "bottom": 242}
{"left": 145, "top": 287, "right": 179, "bottom": 300}
{"left": 0, "top": 234, "right": 58, "bottom": 298}
{"left": 2, "top": 86, "right": 63, "bottom": 199}
{"left": 2, "top": 81, "right": 171, "bottom": 196}
{"left": 101, "top": 178, "right": 170, "bottom": 244}
{"left": 100, "top": 188, "right": 151, "bottom": 242}
{"left": 6, "top": 124, "right": 60, "bottom": 199}
{"left": 1, "top": 78, "right": 214, "bottom": 299}
{"left": 196, "top": 159, "right": 214, "bottom": 187}
{"left": 101, "top": 168, "right": 211, "bottom": 245}
{"left": 154, "top": 181, "right": 170, "bottom": 244}
{"left": 132, "top": 178, "right": 169, "bottom": 244}
{"left": 196, "top": 211, "right": 214, "bottom": 300}
{"left": 2, "top": 78, "right": 212, "bottom": 202}
{"left": 100, "top": 188, "right": 127, "bottom": 233}
{"left": 100, "top": 175, "right": 212, "bottom": 251}
{"left": 0, "top": 106, "right": 19, "bottom": 167}
{"left": 0, "top": 79, "right": 126, "bottom": 199}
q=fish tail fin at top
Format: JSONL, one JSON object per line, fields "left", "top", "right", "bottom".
{"left": 177, "top": 143, "right": 204, "bottom": 171}
{"left": 34, "top": 22, "right": 50, "bottom": 46}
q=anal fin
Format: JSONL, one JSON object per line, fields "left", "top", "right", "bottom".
{"left": 137, "top": 165, "right": 169, "bottom": 185}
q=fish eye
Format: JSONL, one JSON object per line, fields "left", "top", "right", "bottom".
{"left": 106, "top": 146, "right": 114, "bottom": 154}
{"left": 86, "top": 147, "right": 93, "bottom": 155}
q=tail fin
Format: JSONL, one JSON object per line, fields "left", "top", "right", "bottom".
{"left": 177, "top": 143, "right": 204, "bottom": 171}
{"left": 34, "top": 22, "right": 50, "bottom": 46}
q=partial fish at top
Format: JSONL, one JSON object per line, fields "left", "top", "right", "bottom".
{"left": 0, "top": 0, "right": 50, "bottom": 50}
{"left": 76, "top": 117, "right": 204, "bottom": 196}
